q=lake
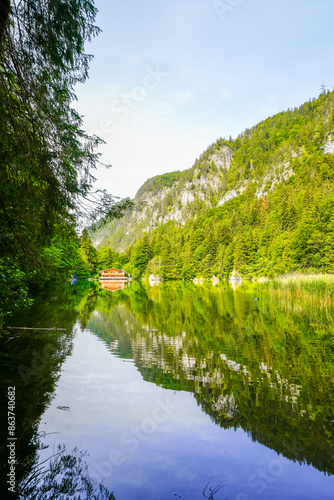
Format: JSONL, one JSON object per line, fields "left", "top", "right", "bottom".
{"left": 1, "top": 280, "right": 334, "bottom": 499}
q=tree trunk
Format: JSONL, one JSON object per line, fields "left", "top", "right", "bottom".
{"left": 0, "top": 0, "right": 10, "bottom": 49}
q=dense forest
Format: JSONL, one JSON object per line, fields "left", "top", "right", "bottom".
{"left": 0, "top": 1, "right": 130, "bottom": 325}
{"left": 91, "top": 89, "right": 334, "bottom": 280}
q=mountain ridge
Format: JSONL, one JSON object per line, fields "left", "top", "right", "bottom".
{"left": 91, "top": 90, "right": 334, "bottom": 278}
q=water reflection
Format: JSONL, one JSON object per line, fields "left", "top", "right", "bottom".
{"left": 0, "top": 282, "right": 92, "bottom": 497}
{"left": 86, "top": 281, "right": 334, "bottom": 476}
{"left": 1, "top": 280, "right": 334, "bottom": 499}
{"left": 18, "top": 444, "right": 116, "bottom": 499}
{"left": 100, "top": 282, "right": 126, "bottom": 292}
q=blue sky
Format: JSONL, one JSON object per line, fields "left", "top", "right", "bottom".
{"left": 75, "top": 0, "right": 334, "bottom": 199}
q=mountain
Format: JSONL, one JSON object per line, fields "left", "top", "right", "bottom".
{"left": 92, "top": 145, "right": 234, "bottom": 251}
{"left": 91, "top": 90, "right": 334, "bottom": 279}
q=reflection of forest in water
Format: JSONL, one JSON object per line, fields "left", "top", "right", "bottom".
{"left": 1, "top": 279, "right": 334, "bottom": 498}
{"left": 0, "top": 283, "right": 91, "bottom": 497}
{"left": 84, "top": 281, "right": 334, "bottom": 476}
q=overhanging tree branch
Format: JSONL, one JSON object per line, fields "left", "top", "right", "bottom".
{"left": 0, "top": 0, "right": 10, "bottom": 50}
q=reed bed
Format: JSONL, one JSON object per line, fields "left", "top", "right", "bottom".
{"left": 263, "top": 273, "right": 334, "bottom": 308}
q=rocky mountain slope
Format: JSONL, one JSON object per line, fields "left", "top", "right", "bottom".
{"left": 92, "top": 91, "right": 334, "bottom": 252}
{"left": 92, "top": 144, "right": 235, "bottom": 251}
{"left": 91, "top": 90, "right": 334, "bottom": 278}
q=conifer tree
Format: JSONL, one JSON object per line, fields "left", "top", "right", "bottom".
{"left": 79, "top": 229, "right": 97, "bottom": 275}
{"left": 161, "top": 242, "right": 175, "bottom": 279}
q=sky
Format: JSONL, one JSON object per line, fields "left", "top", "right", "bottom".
{"left": 75, "top": 0, "right": 334, "bottom": 199}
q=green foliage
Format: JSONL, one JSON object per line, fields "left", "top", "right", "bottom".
{"left": 0, "top": 0, "right": 102, "bottom": 259}
{"left": 97, "top": 246, "right": 115, "bottom": 271}
{"left": 267, "top": 273, "right": 334, "bottom": 305}
{"left": 0, "top": 258, "right": 32, "bottom": 326}
{"left": 0, "top": 1, "right": 130, "bottom": 316}
{"left": 131, "top": 234, "right": 152, "bottom": 276}
{"left": 79, "top": 229, "right": 97, "bottom": 276}
{"left": 105, "top": 91, "right": 334, "bottom": 279}
{"left": 136, "top": 171, "right": 182, "bottom": 198}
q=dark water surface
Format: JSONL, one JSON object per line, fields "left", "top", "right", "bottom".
{"left": 1, "top": 281, "right": 334, "bottom": 499}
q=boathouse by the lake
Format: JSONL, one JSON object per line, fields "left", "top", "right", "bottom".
{"left": 99, "top": 268, "right": 128, "bottom": 282}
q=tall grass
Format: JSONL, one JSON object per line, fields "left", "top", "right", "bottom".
{"left": 264, "top": 274, "right": 334, "bottom": 308}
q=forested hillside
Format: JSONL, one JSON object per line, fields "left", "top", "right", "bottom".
{"left": 91, "top": 90, "right": 334, "bottom": 279}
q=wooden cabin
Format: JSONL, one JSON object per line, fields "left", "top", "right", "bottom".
{"left": 99, "top": 268, "right": 128, "bottom": 282}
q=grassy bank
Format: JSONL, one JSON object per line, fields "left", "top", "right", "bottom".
{"left": 264, "top": 274, "right": 334, "bottom": 308}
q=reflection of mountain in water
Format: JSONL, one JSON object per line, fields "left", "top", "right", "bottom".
{"left": 87, "top": 281, "right": 334, "bottom": 476}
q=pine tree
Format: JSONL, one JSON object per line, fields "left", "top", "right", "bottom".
{"left": 131, "top": 235, "right": 152, "bottom": 276}
{"left": 161, "top": 242, "right": 175, "bottom": 279}
{"left": 233, "top": 236, "right": 248, "bottom": 273}
{"left": 79, "top": 229, "right": 97, "bottom": 275}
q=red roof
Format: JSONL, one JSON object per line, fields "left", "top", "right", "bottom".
{"left": 101, "top": 268, "right": 125, "bottom": 273}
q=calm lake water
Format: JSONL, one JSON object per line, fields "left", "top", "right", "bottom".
{"left": 1, "top": 280, "right": 334, "bottom": 499}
